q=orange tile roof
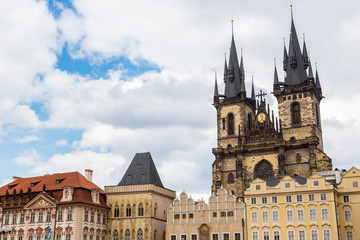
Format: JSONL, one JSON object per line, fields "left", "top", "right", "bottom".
{"left": 0, "top": 171, "right": 104, "bottom": 196}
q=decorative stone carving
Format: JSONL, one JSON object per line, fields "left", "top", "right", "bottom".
{"left": 254, "top": 160, "right": 274, "bottom": 180}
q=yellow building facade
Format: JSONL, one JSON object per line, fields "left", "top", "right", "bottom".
{"left": 166, "top": 188, "right": 246, "bottom": 240}
{"left": 105, "top": 152, "right": 176, "bottom": 240}
{"left": 244, "top": 174, "right": 338, "bottom": 240}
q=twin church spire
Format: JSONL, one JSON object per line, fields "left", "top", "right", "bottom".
{"left": 274, "top": 5, "right": 321, "bottom": 88}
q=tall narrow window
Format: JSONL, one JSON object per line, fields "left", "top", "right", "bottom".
{"left": 227, "top": 113, "right": 235, "bottom": 135}
{"left": 138, "top": 204, "right": 144, "bottom": 216}
{"left": 113, "top": 230, "right": 119, "bottom": 240}
{"left": 126, "top": 205, "right": 131, "bottom": 217}
{"left": 315, "top": 103, "right": 320, "bottom": 126}
{"left": 114, "top": 205, "right": 119, "bottom": 217}
{"left": 137, "top": 229, "right": 143, "bottom": 240}
{"left": 292, "top": 102, "right": 301, "bottom": 124}
{"left": 228, "top": 173, "right": 234, "bottom": 184}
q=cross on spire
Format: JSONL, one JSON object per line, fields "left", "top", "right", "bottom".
{"left": 256, "top": 90, "right": 267, "bottom": 101}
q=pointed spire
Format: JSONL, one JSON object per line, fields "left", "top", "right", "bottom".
{"left": 315, "top": 62, "right": 321, "bottom": 88}
{"left": 251, "top": 75, "right": 255, "bottom": 100}
{"left": 284, "top": 4, "right": 308, "bottom": 85}
{"left": 302, "top": 33, "right": 309, "bottom": 69}
{"left": 223, "top": 52, "right": 228, "bottom": 82}
{"left": 214, "top": 71, "right": 219, "bottom": 97}
{"left": 274, "top": 58, "right": 279, "bottom": 84}
{"left": 240, "top": 48, "right": 246, "bottom": 92}
{"left": 283, "top": 37, "right": 288, "bottom": 71}
{"left": 308, "top": 52, "right": 314, "bottom": 79}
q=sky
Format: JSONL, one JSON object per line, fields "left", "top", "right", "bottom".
{"left": 0, "top": 0, "right": 359, "bottom": 200}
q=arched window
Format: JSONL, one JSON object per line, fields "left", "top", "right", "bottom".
{"left": 137, "top": 229, "right": 143, "bottom": 240}
{"left": 228, "top": 173, "right": 234, "bottom": 184}
{"left": 113, "top": 230, "right": 119, "bottom": 240}
{"left": 126, "top": 205, "right": 131, "bottom": 217}
{"left": 125, "top": 230, "right": 130, "bottom": 240}
{"left": 227, "top": 113, "right": 235, "bottom": 135}
{"left": 291, "top": 102, "right": 301, "bottom": 124}
{"left": 138, "top": 204, "right": 144, "bottom": 217}
{"left": 254, "top": 160, "right": 274, "bottom": 181}
{"left": 114, "top": 205, "right": 119, "bottom": 218}
{"left": 154, "top": 230, "right": 157, "bottom": 240}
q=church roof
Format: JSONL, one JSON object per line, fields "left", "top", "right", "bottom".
{"left": 118, "top": 152, "right": 164, "bottom": 188}
{"left": 266, "top": 175, "right": 307, "bottom": 187}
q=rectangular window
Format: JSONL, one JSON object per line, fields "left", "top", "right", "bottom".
{"left": 67, "top": 209, "right": 72, "bottom": 221}
{"left": 30, "top": 212, "right": 35, "bottom": 223}
{"left": 308, "top": 194, "right": 315, "bottom": 202}
{"left": 181, "top": 235, "right": 186, "bottom": 240}
{"left": 343, "top": 195, "right": 350, "bottom": 203}
{"left": 28, "top": 237, "right": 33, "bottom": 240}
{"left": 96, "top": 237, "right": 100, "bottom": 240}
{"left": 84, "top": 210, "right": 89, "bottom": 221}
{"left": 352, "top": 181, "right": 358, "bottom": 187}
{"left": 20, "top": 213, "right": 25, "bottom": 224}
{"left": 263, "top": 231, "right": 269, "bottom": 240}
{"left": 272, "top": 210, "right": 279, "bottom": 222}
{"left": 174, "top": 214, "right": 180, "bottom": 219}
{"left": 297, "top": 209, "right": 304, "bottom": 221}
{"left": 84, "top": 235, "right": 88, "bottom": 240}
{"left": 90, "top": 236, "right": 93, "bottom": 240}
{"left": 262, "top": 211, "right": 268, "bottom": 222}
{"left": 286, "top": 195, "right": 292, "bottom": 203}
{"left": 311, "top": 229, "right": 318, "bottom": 240}
{"left": 285, "top": 182, "right": 290, "bottom": 188}
{"left": 90, "top": 212, "right": 95, "bottom": 222}
{"left": 271, "top": 196, "right": 278, "bottom": 204}
{"left": 256, "top": 185, "right": 261, "bottom": 190}
{"left": 252, "top": 232, "right": 258, "bottom": 240}
{"left": 57, "top": 210, "right": 63, "bottom": 221}
{"left": 182, "top": 214, "right": 187, "bottom": 219}
{"left": 227, "top": 211, "right": 233, "bottom": 217}
{"left": 346, "top": 231, "right": 353, "bottom": 240}
{"left": 191, "top": 235, "right": 197, "bottom": 240}
{"left": 234, "top": 233, "right": 241, "bottom": 240}
{"left": 299, "top": 230, "right": 305, "bottom": 240}
{"left": 4, "top": 214, "right": 9, "bottom": 225}
{"left": 56, "top": 235, "right": 62, "bottom": 240}
{"left": 103, "top": 214, "right": 107, "bottom": 224}
{"left": 296, "top": 195, "right": 303, "bottom": 202}
{"left": 212, "top": 234, "right": 218, "bottom": 240}
{"left": 221, "top": 212, "right": 226, "bottom": 217}
{"left": 36, "top": 236, "right": 41, "bottom": 240}
{"left": 251, "top": 211, "right": 258, "bottom": 223}
{"left": 321, "top": 209, "right": 329, "bottom": 220}
{"left": 38, "top": 212, "right": 43, "bottom": 222}
{"left": 323, "top": 230, "right": 330, "bottom": 240}
{"left": 286, "top": 210, "right": 293, "bottom": 221}
{"left": 287, "top": 230, "right": 294, "bottom": 240}
{"left": 251, "top": 198, "right": 257, "bottom": 205}
{"left": 274, "top": 231, "right": 280, "bottom": 240}
{"left": 344, "top": 210, "right": 352, "bottom": 221}
{"left": 223, "top": 233, "right": 229, "bottom": 240}
{"left": 213, "top": 212, "right": 217, "bottom": 217}
{"left": 314, "top": 180, "right": 319, "bottom": 186}
{"left": 12, "top": 214, "right": 17, "bottom": 224}
{"left": 19, "top": 237, "right": 23, "bottom": 240}
{"left": 46, "top": 211, "right": 51, "bottom": 222}
{"left": 97, "top": 213, "right": 101, "bottom": 223}
{"left": 261, "top": 197, "right": 267, "bottom": 204}
{"left": 320, "top": 193, "right": 327, "bottom": 201}
{"left": 189, "top": 213, "right": 194, "bottom": 218}
{"left": 171, "top": 236, "right": 176, "bottom": 240}
{"left": 66, "top": 234, "right": 71, "bottom": 240}
{"left": 310, "top": 209, "right": 317, "bottom": 220}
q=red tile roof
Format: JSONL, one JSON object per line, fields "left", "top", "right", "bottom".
{"left": 0, "top": 171, "right": 104, "bottom": 196}
{"left": 0, "top": 172, "right": 108, "bottom": 208}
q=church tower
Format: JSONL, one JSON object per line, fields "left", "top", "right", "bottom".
{"left": 212, "top": 8, "right": 332, "bottom": 199}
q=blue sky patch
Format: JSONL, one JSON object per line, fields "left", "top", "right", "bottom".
{"left": 47, "top": 0, "right": 77, "bottom": 19}
{"left": 56, "top": 43, "right": 160, "bottom": 79}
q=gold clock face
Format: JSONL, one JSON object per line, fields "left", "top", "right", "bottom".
{"left": 257, "top": 113, "right": 266, "bottom": 123}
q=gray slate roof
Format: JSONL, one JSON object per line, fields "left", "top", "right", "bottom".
{"left": 266, "top": 175, "right": 307, "bottom": 187}
{"left": 118, "top": 152, "right": 164, "bottom": 188}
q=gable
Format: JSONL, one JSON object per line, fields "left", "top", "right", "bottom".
{"left": 24, "top": 192, "right": 56, "bottom": 209}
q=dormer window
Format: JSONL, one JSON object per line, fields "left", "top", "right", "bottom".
{"left": 8, "top": 184, "right": 18, "bottom": 190}
{"left": 31, "top": 181, "right": 40, "bottom": 187}
{"left": 56, "top": 179, "right": 65, "bottom": 184}
{"left": 61, "top": 186, "right": 74, "bottom": 202}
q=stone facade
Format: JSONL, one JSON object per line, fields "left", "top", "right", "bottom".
{"left": 211, "top": 11, "right": 332, "bottom": 199}
{"left": 166, "top": 188, "right": 245, "bottom": 240}
{"left": 105, "top": 184, "right": 175, "bottom": 240}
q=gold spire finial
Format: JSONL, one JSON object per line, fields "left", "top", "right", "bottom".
{"left": 290, "top": 4, "right": 293, "bottom": 7}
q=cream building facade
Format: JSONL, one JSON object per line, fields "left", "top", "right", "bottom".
{"left": 105, "top": 152, "right": 175, "bottom": 240}
{"left": 166, "top": 188, "right": 245, "bottom": 240}
{"left": 244, "top": 174, "right": 338, "bottom": 240}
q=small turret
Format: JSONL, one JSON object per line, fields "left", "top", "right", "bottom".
{"left": 302, "top": 33, "right": 309, "bottom": 69}
{"left": 251, "top": 75, "right": 255, "bottom": 100}
{"left": 283, "top": 38, "right": 288, "bottom": 71}
{"left": 315, "top": 62, "right": 321, "bottom": 88}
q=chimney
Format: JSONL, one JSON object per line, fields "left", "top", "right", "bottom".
{"left": 85, "top": 169, "right": 93, "bottom": 182}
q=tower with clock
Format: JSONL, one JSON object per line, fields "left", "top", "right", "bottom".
{"left": 212, "top": 9, "right": 332, "bottom": 199}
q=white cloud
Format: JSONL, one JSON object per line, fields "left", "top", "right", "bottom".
{"left": 13, "top": 149, "right": 41, "bottom": 166}
{"left": 55, "top": 139, "right": 68, "bottom": 146}
{"left": 15, "top": 135, "right": 40, "bottom": 143}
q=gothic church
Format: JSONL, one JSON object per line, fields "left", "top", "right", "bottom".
{"left": 212, "top": 9, "right": 332, "bottom": 199}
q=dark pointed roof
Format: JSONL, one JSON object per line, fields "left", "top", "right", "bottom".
{"left": 118, "top": 152, "right": 164, "bottom": 188}
{"left": 224, "top": 21, "right": 244, "bottom": 98}
{"left": 283, "top": 6, "right": 308, "bottom": 85}
{"left": 251, "top": 76, "right": 255, "bottom": 100}
{"left": 308, "top": 59, "right": 314, "bottom": 79}
{"left": 274, "top": 59, "right": 279, "bottom": 84}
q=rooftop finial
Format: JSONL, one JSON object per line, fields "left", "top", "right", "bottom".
{"left": 231, "top": 19, "right": 234, "bottom": 36}
{"left": 290, "top": 4, "right": 294, "bottom": 21}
